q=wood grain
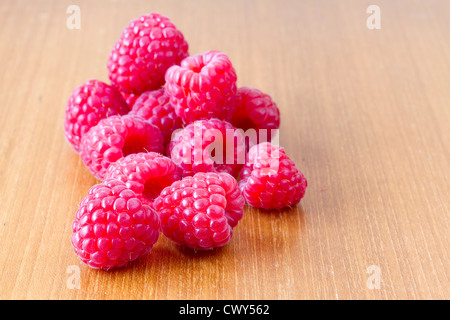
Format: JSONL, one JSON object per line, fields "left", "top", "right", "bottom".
{"left": 0, "top": 0, "right": 448, "bottom": 300}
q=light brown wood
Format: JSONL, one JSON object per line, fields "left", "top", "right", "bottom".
{"left": 0, "top": 0, "right": 448, "bottom": 300}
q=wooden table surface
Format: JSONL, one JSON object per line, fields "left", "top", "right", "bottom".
{"left": 0, "top": 0, "right": 448, "bottom": 300}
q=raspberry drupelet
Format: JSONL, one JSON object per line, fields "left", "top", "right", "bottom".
{"left": 119, "top": 91, "right": 141, "bottom": 108}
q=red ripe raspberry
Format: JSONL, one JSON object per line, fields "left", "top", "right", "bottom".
{"left": 64, "top": 79, "right": 129, "bottom": 153}
{"left": 79, "top": 115, "right": 164, "bottom": 180}
{"left": 231, "top": 86, "right": 280, "bottom": 144}
{"left": 164, "top": 50, "right": 237, "bottom": 124}
{"left": 130, "top": 88, "right": 183, "bottom": 144}
{"left": 104, "top": 152, "right": 181, "bottom": 206}
{"left": 107, "top": 12, "right": 189, "bottom": 94}
{"left": 71, "top": 179, "right": 160, "bottom": 270}
{"left": 239, "top": 142, "right": 307, "bottom": 210}
{"left": 167, "top": 119, "right": 246, "bottom": 178}
{"left": 154, "top": 172, "right": 245, "bottom": 250}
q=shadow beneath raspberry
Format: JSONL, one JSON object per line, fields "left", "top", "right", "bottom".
{"left": 152, "top": 235, "right": 228, "bottom": 259}
{"left": 234, "top": 203, "right": 308, "bottom": 253}
{"left": 175, "top": 243, "right": 228, "bottom": 258}
{"left": 251, "top": 203, "right": 308, "bottom": 217}
{"left": 142, "top": 235, "right": 229, "bottom": 267}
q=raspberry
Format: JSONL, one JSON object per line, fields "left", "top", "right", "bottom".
{"left": 154, "top": 172, "right": 245, "bottom": 250}
{"left": 239, "top": 142, "right": 307, "bottom": 210}
{"left": 130, "top": 88, "right": 183, "bottom": 144}
{"left": 231, "top": 86, "right": 280, "bottom": 144}
{"left": 168, "top": 118, "right": 246, "bottom": 178}
{"left": 107, "top": 13, "right": 189, "bottom": 94}
{"left": 164, "top": 50, "right": 237, "bottom": 124}
{"left": 64, "top": 79, "right": 129, "bottom": 153}
{"left": 71, "top": 179, "right": 160, "bottom": 270}
{"left": 104, "top": 152, "right": 181, "bottom": 206}
{"left": 79, "top": 115, "right": 164, "bottom": 180}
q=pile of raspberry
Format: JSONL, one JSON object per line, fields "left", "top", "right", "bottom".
{"left": 64, "top": 12, "right": 308, "bottom": 270}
